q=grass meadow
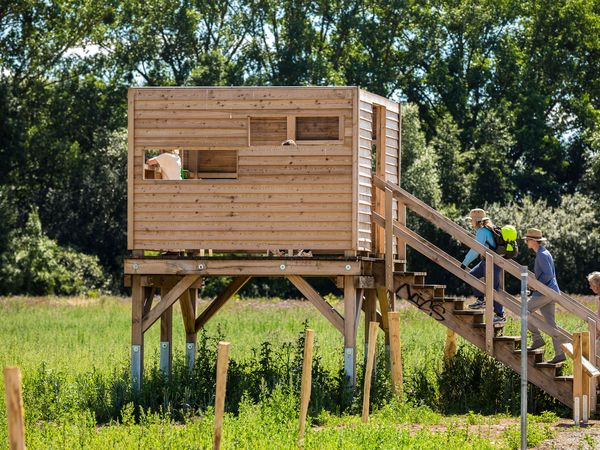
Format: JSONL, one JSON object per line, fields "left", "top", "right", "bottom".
{"left": 0, "top": 294, "right": 596, "bottom": 449}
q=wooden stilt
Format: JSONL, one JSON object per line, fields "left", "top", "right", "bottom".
{"left": 573, "top": 332, "right": 583, "bottom": 424}
{"left": 364, "top": 290, "right": 378, "bottom": 361}
{"left": 581, "top": 331, "right": 591, "bottom": 424}
{"left": 180, "top": 288, "right": 198, "bottom": 372}
{"left": 377, "top": 287, "right": 391, "bottom": 362}
{"left": 362, "top": 321, "right": 379, "bottom": 423}
{"left": 131, "top": 274, "right": 144, "bottom": 391}
{"left": 388, "top": 312, "right": 403, "bottom": 398}
{"left": 159, "top": 304, "right": 173, "bottom": 380}
{"left": 343, "top": 276, "right": 358, "bottom": 389}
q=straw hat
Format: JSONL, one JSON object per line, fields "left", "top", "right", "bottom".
{"left": 466, "top": 208, "right": 489, "bottom": 222}
{"left": 524, "top": 228, "right": 547, "bottom": 242}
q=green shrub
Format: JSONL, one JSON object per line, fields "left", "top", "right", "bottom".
{"left": 0, "top": 208, "right": 108, "bottom": 295}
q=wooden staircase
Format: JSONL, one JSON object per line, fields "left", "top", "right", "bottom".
{"left": 394, "top": 271, "right": 573, "bottom": 407}
{"left": 370, "top": 175, "right": 599, "bottom": 411}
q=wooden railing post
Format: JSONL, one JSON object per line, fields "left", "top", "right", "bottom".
{"left": 3, "top": 367, "right": 25, "bottom": 450}
{"left": 485, "top": 252, "right": 494, "bottom": 355}
{"left": 385, "top": 188, "right": 394, "bottom": 311}
{"left": 581, "top": 331, "right": 591, "bottom": 423}
{"left": 397, "top": 201, "right": 407, "bottom": 262}
{"left": 573, "top": 332, "right": 583, "bottom": 425}
{"left": 589, "top": 319, "right": 598, "bottom": 413}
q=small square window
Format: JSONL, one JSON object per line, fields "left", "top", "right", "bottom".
{"left": 296, "top": 116, "right": 340, "bottom": 141}
{"left": 250, "top": 117, "right": 287, "bottom": 145}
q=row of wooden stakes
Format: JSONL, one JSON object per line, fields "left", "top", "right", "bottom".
{"left": 3, "top": 313, "right": 403, "bottom": 450}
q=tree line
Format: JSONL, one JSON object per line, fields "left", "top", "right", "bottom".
{"left": 0, "top": 0, "right": 598, "bottom": 295}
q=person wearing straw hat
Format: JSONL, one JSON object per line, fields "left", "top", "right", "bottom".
{"left": 525, "top": 228, "right": 565, "bottom": 364}
{"left": 460, "top": 208, "right": 505, "bottom": 324}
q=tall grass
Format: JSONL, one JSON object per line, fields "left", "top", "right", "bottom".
{"left": 0, "top": 295, "right": 587, "bottom": 448}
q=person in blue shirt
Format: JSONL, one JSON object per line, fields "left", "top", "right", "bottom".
{"left": 525, "top": 228, "right": 566, "bottom": 364}
{"left": 460, "top": 209, "right": 505, "bottom": 324}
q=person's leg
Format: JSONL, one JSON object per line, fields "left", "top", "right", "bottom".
{"left": 468, "top": 260, "right": 485, "bottom": 308}
{"left": 492, "top": 264, "right": 504, "bottom": 316}
{"left": 539, "top": 301, "right": 565, "bottom": 360}
{"left": 527, "top": 295, "right": 552, "bottom": 347}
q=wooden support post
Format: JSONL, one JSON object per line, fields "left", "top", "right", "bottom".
{"left": 485, "top": 252, "right": 494, "bottom": 355}
{"left": 377, "top": 287, "right": 391, "bottom": 362}
{"left": 396, "top": 201, "right": 407, "bottom": 262}
{"left": 364, "top": 290, "right": 378, "bottom": 360}
{"left": 343, "top": 276, "right": 357, "bottom": 389}
{"left": 573, "top": 332, "right": 583, "bottom": 425}
{"left": 298, "top": 329, "right": 314, "bottom": 447}
{"left": 180, "top": 288, "right": 197, "bottom": 372}
{"left": 588, "top": 319, "right": 597, "bottom": 413}
{"left": 213, "top": 341, "right": 230, "bottom": 450}
{"left": 582, "top": 331, "right": 591, "bottom": 424}
{"left": 131, "top": 274, "right": 144, "bottom": 392}
{"left": 3, "top": 367, "right": 25, "bottom": 450}
{"left": 159, "top": 304, "right": 173, "bottom": 380}
{"left": 362, "top": 321, "right": 379, "bottom": 423}
{"left": 444, "top": 329, "right": 457, "bottom": 362}
{"left": 388, "top": 312, "right": 403, "bottom": 397}
{"left": 385, "top": 187, "right": 395, "bottom": 311}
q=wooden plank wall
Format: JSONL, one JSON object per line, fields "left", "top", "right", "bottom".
{"left": 356, "top": 90, "right": 401, "bottom": 253}
{"left": 129, "top": 87, "right": 355, "bottom": 252}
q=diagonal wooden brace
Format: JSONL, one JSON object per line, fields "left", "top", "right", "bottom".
{"left": 287, "top": 275, "right": 344, "bottom": 334}
{"left": 142, "top": 274, "right": 200, "bottom": 333}
{"left": 195, "top": 276, "right": 252, "bottom": 332}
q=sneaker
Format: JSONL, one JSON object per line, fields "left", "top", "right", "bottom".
{"left": 493, "top": 314, "right": 506, "bottom": 325}
{"left": 468, "top": 298, "right": 485, "bottom": 309}
{"left": 527, "top": 339, "right": 545, "bottom": 351}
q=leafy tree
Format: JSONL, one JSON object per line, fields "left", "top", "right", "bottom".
{"left": 0, "top": 208, "right": 108, "bottom": 295}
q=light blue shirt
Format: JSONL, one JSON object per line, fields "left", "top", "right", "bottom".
{"left": 532, "top": 245, "right": 560, "bottom": 297}
{"left": 462, "top": 227, "right": 496, "bottom": 267}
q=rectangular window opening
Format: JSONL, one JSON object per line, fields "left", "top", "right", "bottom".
{"left": 143, "top": 149, "right": 238, "bottom": 180}
{"left": 250, "top": 117, "right": 287, "bottom": 145}
{"left": 296, "top": 116, "right": 340, "bottom": 141}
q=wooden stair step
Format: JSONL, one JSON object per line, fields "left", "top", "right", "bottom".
{"left": 454, "top": 309, "right": 484, "bottom": 316}
{"left": 494, "top": 336, "right": 521, "bottom": 342}
{"left": 535, "top": 361, "right": 565, "bottom": 369}
{"left": 554, "top": 375, "right": 573, "bottom": 383}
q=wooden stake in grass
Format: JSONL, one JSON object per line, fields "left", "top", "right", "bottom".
{"left": 298, "top": 329, "right": 314, "bottom": 447}
{"left": 4, "top": 367, "right": 25, "bottom": 450}
{"left": 388, "top": 312, "right": 403, "bottom": 397}
{"left": 444, "top": 329, "right": 457, "bottom": 362}
{"left": 362, "top": 321, "right": 379, "bottom": 423}
{"left": 213, "top": 341, "right": 230, "bottom": 450}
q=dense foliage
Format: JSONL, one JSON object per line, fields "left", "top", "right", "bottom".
{"left": 1, "top": 0, "right": 598, "bottom": 293}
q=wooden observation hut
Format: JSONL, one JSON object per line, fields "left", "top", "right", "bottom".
{"left": 125, "top": 86, "right": 599, "bottom": 413}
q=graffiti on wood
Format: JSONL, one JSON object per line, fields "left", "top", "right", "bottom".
{"left": 396, "top": 283, "right": 446, "bottom": 321}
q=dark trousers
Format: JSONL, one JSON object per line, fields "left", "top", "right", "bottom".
{"left": 470, "top": 259, "right": 504, "bottom": 316}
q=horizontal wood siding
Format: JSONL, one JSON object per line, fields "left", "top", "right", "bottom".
{"left": 130, "top": 87, "right": 355, "bottom": 252}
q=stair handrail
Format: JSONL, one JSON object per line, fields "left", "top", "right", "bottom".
{"left": 373, "top": 176, "right": 597, "bottom": 325}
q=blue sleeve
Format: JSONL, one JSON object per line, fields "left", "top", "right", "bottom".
{"left": 462, "top": 228, "right": 492, "bottom": 267}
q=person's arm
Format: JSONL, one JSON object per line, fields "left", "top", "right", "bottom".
{"left": 147, "top": 157, "right": 159, "bottom": 166}
{"left": 535, "top": 252, "right": 555, "bottom": 286}
{"left": 462, "top": 228, "right": 487, "bottom": 267}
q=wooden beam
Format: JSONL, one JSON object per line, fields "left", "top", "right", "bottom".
{"left": 3, "top": 367, "right": 25, "bottom": 450}
{"left": 180, "top": 287, "right": 198, "bottom": 335}
{"left": 142, "top": 274, "right": 201, "bottom": 333}
{"left": 195, "top": 276, "right": 252, "bottom": 331}
{"left": 287, "top": 275, "right": 344, "bottom": 334}
{"left": 344, "top": 276, "right": 358, "bottom": 388}
{"left": 385, "top": 187, "right": 394, "bottom": 311}
{"left": 485, "top": 252, "right": 494, "bottom": 355}
{"left": 131, "top": 274, "right": 144, "bottom": 391}
{"left": 124, "top": 258, "right": 363, "bottom": 276}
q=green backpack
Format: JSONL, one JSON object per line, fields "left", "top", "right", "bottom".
{"left": 487, "top": 225, "right": 519, "bottom": 259}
